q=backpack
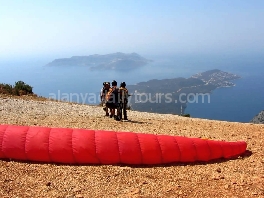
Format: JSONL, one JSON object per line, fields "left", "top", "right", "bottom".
{"left": 102, "top": 87, "right": 109, "bottom": 98}
{"left": 106, "top": 86, "right": 120, "bottom": 103}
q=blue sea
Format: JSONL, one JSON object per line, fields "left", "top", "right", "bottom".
{"left": 0, "top": 54, "right": 263, "bottom": 123}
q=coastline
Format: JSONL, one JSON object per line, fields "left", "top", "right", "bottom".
{"left": 185, "top": 75, "right": 263, "bottom": 123}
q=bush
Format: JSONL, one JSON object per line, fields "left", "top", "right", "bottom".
{"left": 0, "top": 83, "right": 13, "bottom": 94}
{"left": 182, "top": 113, "right": 190, "bottom": 117}
{"left": 14, "top": 81, "right": 33, "bottom": 95}
{"left": 0, "top": 81, "right": 33, "bottom": 96}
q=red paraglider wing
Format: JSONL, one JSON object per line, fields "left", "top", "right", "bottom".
{"left": 0, "top": 124, "right": 247, "bottom": 165}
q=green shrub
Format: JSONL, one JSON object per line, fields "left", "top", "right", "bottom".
{"left": 0, "top": 81, "right": 33, "bottom": 96}
{"left": 0, "top": 83, "right": 13, "bottom": 94}
{"left": 14, "top": 81, "right": 33, "bottom": 95}
{"left": 182, "top": 113, "right": 190, "bottom": 117}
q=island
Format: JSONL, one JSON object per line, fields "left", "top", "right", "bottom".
{"left": 45, "top": 52, "right": 151, "bottom": 71}
{"left": 126, "top": 69, "right": 240, "bottom": 115}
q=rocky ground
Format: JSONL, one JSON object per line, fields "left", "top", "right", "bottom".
{"left": 0, "top": 94, "right": 263, "bottom": 197}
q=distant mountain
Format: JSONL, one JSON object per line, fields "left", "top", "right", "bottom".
{"left": 126, "top": 69, "right": 241, "bottom": 115}
{"left": 250, "top": 111, "right": 264, "bottom": 124}
{"left": 45, "top": 52, "right": 151, "bottom": 71}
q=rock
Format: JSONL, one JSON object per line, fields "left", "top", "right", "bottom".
{"left": 232, "top": 181, "right": 237, "bottom": 185}
{"left": 129, "top": 188, "right": 140, "bottom": 195}
{"left": 250, "top": 110, "right": 264, "bottom": 124}
{"left": 73, "top": 188, "right": 81, "bottom": 193}
{"left": 212, "top": 176, "right": 219, "bottom": 180}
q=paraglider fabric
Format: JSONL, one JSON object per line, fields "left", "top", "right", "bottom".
{"left": 0, "top": 124, "right": 247, "bottom": 165}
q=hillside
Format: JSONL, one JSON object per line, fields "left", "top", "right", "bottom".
{"left": 0, "top": 94, "right": 263, "bottom": 197}
{"left": 251, "top": 110, "right": 264, "bottom": 124}
{"left": 127, "top": 69, "right": 240, "bottom": 115}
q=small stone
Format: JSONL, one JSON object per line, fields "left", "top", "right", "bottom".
{"left": 212, "top": 175, "right": 220, "bottom": 180}
{"left": 166, "top": 188, "right": 172, "bottom": 192}
{"left": 76, "top": 194, "right": 84, "bottom": 198}
{"left": 46, "top": 182, "right": 51, "bottom": 186}
{"left": 224, "top": 184, "right": 229, "bottom": 189}
{"left": 73, "top": 188, "right": 81, "bottom": 192}
{"left": 130, "top": 188, "right": 140, "bottom": 195}
{"left": 216, "top": 168, "right": 221, "bottom": 173}
{"left": 24, "top": 192, "right": 31, "bottom": 196}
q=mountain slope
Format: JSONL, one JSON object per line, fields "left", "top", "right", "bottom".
{"left": 251, "top": 110, "right": 264, "bottom": 124}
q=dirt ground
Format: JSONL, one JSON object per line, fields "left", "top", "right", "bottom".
{"left": 0, "top": 95, "right": 263, "bottom": 197}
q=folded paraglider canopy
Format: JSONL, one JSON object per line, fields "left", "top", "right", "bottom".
{"left": 0, "top": 124, "right": 247, "bottom": 165}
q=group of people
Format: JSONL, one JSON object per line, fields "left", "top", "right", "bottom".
{"left": 100, "top": 80, "right": 129, "bottom": 121}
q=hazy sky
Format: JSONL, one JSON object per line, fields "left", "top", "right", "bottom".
{"left": 0, "top": 0, "right": 264, "bottom": 59}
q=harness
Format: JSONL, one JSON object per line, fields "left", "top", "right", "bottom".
{"left": 106, "top": 86, "right": 120, "bottom": 103}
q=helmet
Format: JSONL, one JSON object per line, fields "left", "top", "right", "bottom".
{"left": 120, "top": 82, "right": 126, "bottom": 87}
{"left": 103, "top": 82, "right": 106, "bottom": 85}
{"left": 112, "top": 80, "right": 117, "bottom": 86}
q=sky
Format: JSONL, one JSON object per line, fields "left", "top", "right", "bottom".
{"left": 0, "top": 0, "right": 264, "bottom": 60}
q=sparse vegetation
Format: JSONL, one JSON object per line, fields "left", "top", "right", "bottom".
{"left": 181, "top": 113, "right": 191, "bottom": 117}
{"left": 0, "top": 81, "right": 34, "bottom": 96}
{"left": 126, "top": 104, "right": 132, "bottom": 110}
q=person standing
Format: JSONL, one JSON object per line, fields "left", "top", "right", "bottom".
{"left": 100, "top": 82, "right": 110, "bottom": 116}
{"left": 119, "top": 82, "right": 129, "bottom": 121}
{"left": 106, "top": 80, "right": 121, "bottom": 121}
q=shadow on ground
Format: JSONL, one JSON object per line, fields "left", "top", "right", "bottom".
{"left": 0, "top": 150, "right": 252, "bottom": 168}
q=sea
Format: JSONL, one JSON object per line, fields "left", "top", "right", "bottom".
{"left": 0, "top": 53, "right": 263, "bottom": 123}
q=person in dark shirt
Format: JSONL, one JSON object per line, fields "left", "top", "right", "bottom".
{"left": 119, "top": 82, "right": 129, "bottom": 121}
{"left": 106, "top": 80, "right": 121, "bottom": 121}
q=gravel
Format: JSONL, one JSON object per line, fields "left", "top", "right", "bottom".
{"left": 0, "top": 95, "right": 263, "bottom": 197}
